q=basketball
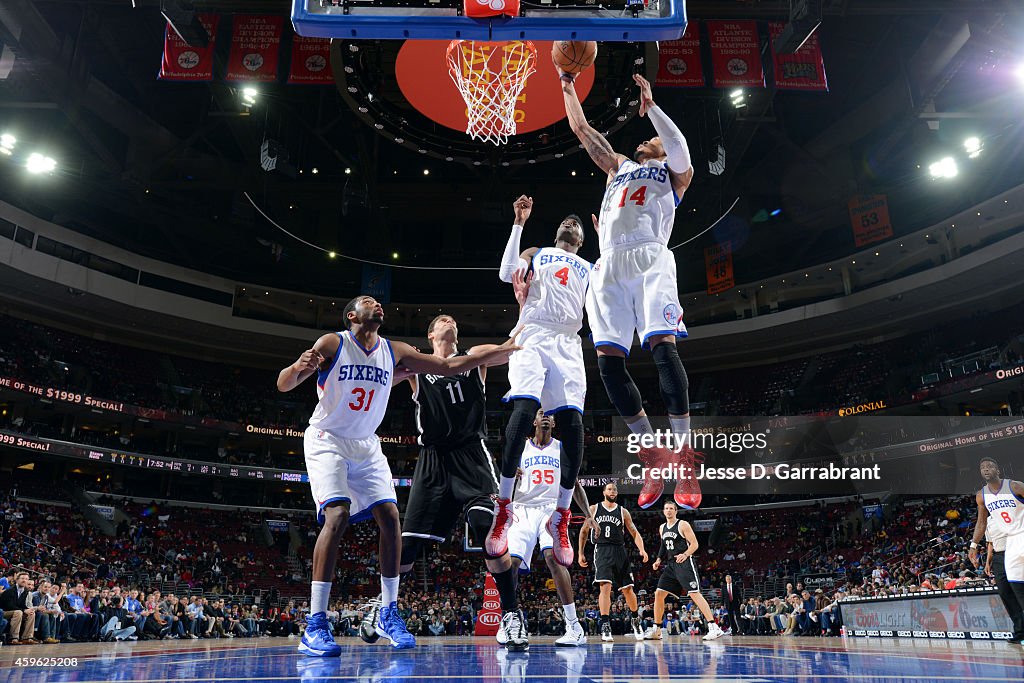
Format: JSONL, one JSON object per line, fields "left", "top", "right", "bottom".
{"left": 552, "top": 40, "right": 598, "bottom": 74}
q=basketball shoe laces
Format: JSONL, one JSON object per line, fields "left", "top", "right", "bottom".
{"left": 487, "top": 495, "right": 519, "bottom": 555}
{"left": 549, "top": 508, "right": 574, "bottom": 566}
{"left": 637, "top": 446, "right": 676, "bottom": 509}
{"left": 673, "top": 446, "right": 705, "bottom": 509}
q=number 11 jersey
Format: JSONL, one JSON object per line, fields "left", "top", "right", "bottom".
{"left": 413, "top": 352, "right": 487, "bottom": 449}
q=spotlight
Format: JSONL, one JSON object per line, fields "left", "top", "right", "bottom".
{"left": 729, "top": 89, "right": 746, "bottom": 109}
{"left": 423, "top": 169, "right": 429, "bottom": 175}
{"left": 770, "top": 208, "right": 782, "bottom": 217}
{"left": 0, "top": 134, "right": 14, "bottom": 156}
{"left": 26, "top": 153, "right": 57, "bottom": 175}
{"left": 928, "top": 157, "right": 958, "bottom": 179}
{"left": 328, "top": 251, "right": 336, "bottom": 259}
{"left": 964, "top": 136, "right": 983, "bottom": 158}
{"left": 241, "top": 87, "right": 257, "bottom": 107}
{"left": 571, "top": 170, "right": 577, "bottom": 176}
{"left": 392, "top": 252, "right": 399, "bottom": 260}
{"left": 345, "top": 168, "right": 351, "bottom": 175}
{"left": 311, "top": 167, "right": 319, "bottom": 175}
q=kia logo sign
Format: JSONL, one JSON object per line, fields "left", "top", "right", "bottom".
{"left": 482, "top": 600, "right": 500, "bottom": 611}
{"left": 480, "top": 612, "right": 500, "bottom": 626}
{"left": 485, "top": 588, "right": 499, "bottom": 597}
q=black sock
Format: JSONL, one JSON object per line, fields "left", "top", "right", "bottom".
{"left": 492, "top": 567, "right": 518, "bottom": 612}
{"left": 600, "top": 614, "right": 610, "bottom": 625}
{"left": 630, "top": 611, "right": 639, "bottom": 620}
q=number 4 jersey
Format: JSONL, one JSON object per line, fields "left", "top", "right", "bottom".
{"left": 515, "top": 437, "right": 562, "bottom": 507}
{"left": 517, "top": 247, "right": 591, "bottom": 335}
{"left": 309, "top": 330, "right": 395, "bottom": 440}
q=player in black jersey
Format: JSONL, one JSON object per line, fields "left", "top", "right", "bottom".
{"left": 646, "top": 500, "right": 724, "bottom": 640}
{"left": 371, "top": 314, "right": 527, "bottom": 649}
{"left": 578, "top": 482, "right": 647, "bottom": 641}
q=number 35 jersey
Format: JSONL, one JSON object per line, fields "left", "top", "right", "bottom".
{"left": 515, "top": 438, "right": 562, "bottom": 508}
{"left": 517, "top": 247, "right": 591, "bottom": 334}
{"left": 309, "top": 331, "right": 395, "bottom": 440}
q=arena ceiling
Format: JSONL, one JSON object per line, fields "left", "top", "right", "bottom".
{"left": 0, "top": 0, "right": 1022, "bottom": 304}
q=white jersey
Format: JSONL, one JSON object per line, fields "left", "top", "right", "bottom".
{"left": 309, "top": 330, "right": 395, "bottom": 440}
{"left": 598, "top": 158, "right": 680, "bottom": 253}
{"left": 983, "top": 479, "right": 1024, "bottom": 538}
{"left": 514, "top": 437, "right": 561, "bottom": 508}
{"left": 517, "top": 247, "right": 590, "bottom": 333}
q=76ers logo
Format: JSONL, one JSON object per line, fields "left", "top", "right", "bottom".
{"left": 243, "top": 52, "right": 265, "bottom": 72}
{"left": 305, "top": 55, "right": 327, "bottom": 73}
{"left": 177, "top": 51, "right": 200, "bottom": 70}
{"left": 476, "top": 0, "right": 507, "bottom": 9}
{"left": 663, "top": 303, "right": 681, "bottom": 326}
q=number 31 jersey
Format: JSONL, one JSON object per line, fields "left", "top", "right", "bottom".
{"left": 309, "top": 331, "right": 395, "bottom": 440}
{"left": 518, "top": 247, "right": 591, "bottom": 334}
{"left": 515, "top": 438, "right": 562, "bottom": 508}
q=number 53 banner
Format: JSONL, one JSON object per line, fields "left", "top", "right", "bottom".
{"left": 704, "top": 241, "right": 735, "bottom": 295}
{"left": 848, "top": 194, "right": 894, "bottom": 247}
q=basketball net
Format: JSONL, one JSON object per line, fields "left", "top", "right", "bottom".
{"left": 446, "top": 40, "right": 537, "bottom": 146}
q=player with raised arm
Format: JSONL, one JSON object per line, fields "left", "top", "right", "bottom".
{"left": 646, "top": 500, "right": 724, "bottom": 641}
{"left": 578, "top": 482, "right": 647, "bottom": 641}
{"left": 969, "top": 457, "right": 1024, "bottom": 645}
{"left": 487, "top": 195, "right": 592, "bottom": 568}
{"left": 559, "top": 65, "right": 701, "bottom": 511}
{"left": 277, "top": 295, "right": 519, "bottom": 656}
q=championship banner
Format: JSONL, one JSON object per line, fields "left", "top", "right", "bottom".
{"left": 848, "top": 194, "right": 894, "bottom": 247}
{"left": 159, "top": 13, "right": 220, "bottom": 82}
{"left": 704, "top": 241, "right": 735, "bottom": 295}
{"left": 706, "top": 20, "right": 764, "bottom": 88}
{"left": 768, "top": 22, "right": 828, "bottom": 91}
{"left": 656, "top": 22, "right": 704, "bottom": 88}
{"left": 288, "top": 35, "right": 334, "bottom": 85}
{"left": 225, "top": 15, "right": 283, "bottom": 83}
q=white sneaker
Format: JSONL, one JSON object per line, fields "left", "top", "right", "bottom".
{"left": 600, "top": 621, "right": 613, "bottom": 642}
{"left": 500, "top": 611, "right": 529, "bottom": 651}
{"left": 703, "top": 623, "right": 725, "bottom": 641}
{"left": 630, "top": 617, "right": 644, "bottom": 641}
{"left": 554, "top": 620, "right": 586, "bottom": 647}
{"left": 643, "top": 626, "right": 662, "bottom": 640}
{"left": 496, "top": 623, "right": 508, "bottom": 645}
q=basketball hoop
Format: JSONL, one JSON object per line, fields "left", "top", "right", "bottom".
{"left": 446, "top": 40, "right": 537, "bottom": 146}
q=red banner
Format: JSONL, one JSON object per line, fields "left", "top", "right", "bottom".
{"left": 159, "top": 13, "right": 219, "bottom": 82}
{"left": 848, "top": 195, "right": 894, "bottom": 247}
{"left": 288, "top": 35, "right": 334, "bottom": 85}
{"left": 656, "top": 21, "right": 704, "bottom": 88}
{"left": 706, "top": 20, "right": 764, "bottom": 88}
{"left": 768, "top": 22, "right": 828, "bottom": 91}
{"left": 705, "top": 242, "right": 735, "bottom": 295}
{"left": 225, "top": 15, "right": 283, "bottom": 83}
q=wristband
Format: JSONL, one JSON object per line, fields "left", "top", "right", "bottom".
{"left": 560, "top": 72, "right": 576, "bottom": 83}
{"left": 970, "top": 542, "right": 979, "bottom": 549}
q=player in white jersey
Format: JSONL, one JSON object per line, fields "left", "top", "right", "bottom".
{"left": 969, "top": 457, "right": 1024, "bottom": 644}
{"left": 488, "top": 196, "right": 591, "bottom": 568}
{"left": 560, "top": 67, "right": 701, "bottom": 512}
{"left": 277, "top": 294, "right": 519, "bottom": 656}
{"left": 503, "top": 410, "right": 593, "bottom": 647}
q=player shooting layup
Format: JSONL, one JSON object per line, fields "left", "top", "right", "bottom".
{"left": 560, "top": 67, "right": 701, "bottom": 511}
{"left": 277, "top": 295, "right": 518, "bottom": 656}
{"left": 488, "top": 196, "right": 591, "bottom": 567}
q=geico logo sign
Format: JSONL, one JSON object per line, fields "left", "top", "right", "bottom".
{"left": 912, "top": 631, "right": 928, "bottom": 638}
{"left": 969, "top": 631, "right": 991, "bottom": 639}
{"left": 485, "top": 588, "right": 499, "bottom": 597}
{"left": 947, "top": 632, "right": 966, "bottom": 639}
{"left": 928, "top": 632, "right": 946, "bottom": 638}
{"left": 866, "top": 630, "right": 880, "bottom": 637}
{"left": 993, "top": 632, "right": 1013, "bottom": 639}
{"left": 482, "top": 600, "right": 500, "bottom": 611}
{"left": 480, "top": 612, "right": 501, "bottom": 626}
{"left": 879, "top": 631, "right": 894, "bottom": 637}
{"left": 897, "top": 631, "right": 912, "bottom": 638}
{"left": 853, "top": 630, "right": 867, "bottom": 636}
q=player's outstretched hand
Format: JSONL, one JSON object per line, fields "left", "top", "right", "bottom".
{"left": 513, "top": 195, "right": 533, "bottom": 225}
{"left": 393, "top": 365, "right": 415, "bottom": 383}
{"left": 512, "top": 269, "right": 533, "bottom": 308}
{"left": 489, "top": 336, "right": 523, "bottom": 365}
{"left": 633, "top": 73, "right": 655, "bottom": 117}
{"left": 295, "top": 349, "right": 324, "bottom": 373}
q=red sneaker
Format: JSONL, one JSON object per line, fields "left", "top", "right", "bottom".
{"left": 485, "top": 497, "right": 514, "bottom": 556}
{"left": 545, "top": 507, "right": 574, "bottom": 567}
{"left": 637, "top": 447, "right": 677, "bottom": 509}
{"left": 674, "top": 446, "right": 704, "bottom": 509}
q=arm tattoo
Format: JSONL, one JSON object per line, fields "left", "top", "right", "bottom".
{"left": 581, "top": 127, "right": 616, "bottom": 170}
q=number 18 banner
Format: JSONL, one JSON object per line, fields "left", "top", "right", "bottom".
{"left": 848, "top": 195, "right": 894, "bottom": 247}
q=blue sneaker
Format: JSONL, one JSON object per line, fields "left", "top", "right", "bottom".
{"left": 298, "top": 612, "right": 341, "bottom": 658}
{"left": 375, "top": 602, "right": 416, "bottom": 649}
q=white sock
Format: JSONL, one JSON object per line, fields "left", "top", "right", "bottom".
{"left": 562, "top": 603, "right": 578, "bottom": 624}
{"left": 311, "top": 581, "right": 331, "bottom": 614}
{"left": 556, "top": 486, "right": 573, "bottom": 510}
{"left": 669, "top": 415, "right": 691, "bottom": 447}
{"left": 381, "top": 576, "right": 400, "bottom": 605}
{"left": 626, "top": 416, "right": 653, "bottom": 435}
{"left": 499, "top": 475, "right": 516, "bottom": 500}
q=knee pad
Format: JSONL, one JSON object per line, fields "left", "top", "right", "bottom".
{"left": 652, "top": 342, "right": 689, "bottom": 415}
{"left": 597, "top": 355, "right": 643, "bottom": 417}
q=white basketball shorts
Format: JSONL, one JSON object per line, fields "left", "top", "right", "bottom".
{"left": 507, "top": 503, "right": 555, "bottom": 573}
{"left": 304, "top": 426, "right": 397, "bottom": 525}
{"left": 586, "top": 242, "right": 687, "bottom": 354}
{"left": 503, "top": 323, "right": 586, "bottom": 414}
{"left": 1006, "top": 533, "right": 1024, "bottom": 583}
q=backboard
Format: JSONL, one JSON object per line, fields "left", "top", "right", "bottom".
{"left": 292, "top": 0, "right": 687, "bottom": 42}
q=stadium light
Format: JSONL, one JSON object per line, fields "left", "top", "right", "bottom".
{"left": 729, "top": 89, "right": 746, "bottom": 109}
{"left": 928, "top": 157, "right": 958, "bottom": 179}
{"left": 964, "top": 136, "right": 983, "bottom": 158}
{"left": 0, "top": 134, "right": 14, "bottom": 156}
{"left": 241, "top": 87, "right": 258, "bottom": 107}
{"left": 26, "top": 152, "right": 57, "bottom": 175}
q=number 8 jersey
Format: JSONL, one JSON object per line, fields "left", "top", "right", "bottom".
{"left": 309, "top": 331, "right": 395, "bottom": 440}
